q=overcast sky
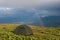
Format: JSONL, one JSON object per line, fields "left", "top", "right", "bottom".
{"left": 0, "top": 0, "right": 60, "bottom": 16}
{"left": 0, "top": 0, "right": 60, "bottom": 23}
{"left": 0, "top": 0, "right": 60, "bottom": 8}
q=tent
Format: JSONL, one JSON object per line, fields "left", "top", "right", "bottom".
{"left": 13, "top": 24, "right": 33, "bottom": 35}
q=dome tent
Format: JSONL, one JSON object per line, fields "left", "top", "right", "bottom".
{"left": 12, "top": 24, "right": 33, "bottom": 35}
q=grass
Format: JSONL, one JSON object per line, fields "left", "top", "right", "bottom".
{"left": 0, "top": 24, "right": 60, "bottom": 40}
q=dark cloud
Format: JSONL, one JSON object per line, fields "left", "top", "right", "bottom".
{"left": 0, "top": 1, "right": 60, "bottom": 23}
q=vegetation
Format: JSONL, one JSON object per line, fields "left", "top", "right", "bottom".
{"left": 0, "top": 24, "right": 60, "bottom": 40}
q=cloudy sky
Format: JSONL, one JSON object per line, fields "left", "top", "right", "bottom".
{"left": 0, "top": 0, "right": 60, "bottom": 8}
{"left": 0, "top": 0, "right": 60, "bottom": 23}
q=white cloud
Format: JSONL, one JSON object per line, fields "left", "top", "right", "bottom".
{"left": 0, "top": 7, "right": 15, "bottom": 17}
{"left": 0, "top": 0, "right": 60, "bottom": 17}
{"left": 0, "top": 0, "right": 60, "bottom": 8}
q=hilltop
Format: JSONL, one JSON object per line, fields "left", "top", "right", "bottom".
{"left": 0, "top": 24, "right": 60, "bottom": 40}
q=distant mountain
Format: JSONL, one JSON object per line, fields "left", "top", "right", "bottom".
{"left": 0, "top": 8, "right": 60, "bottom": 27}
{"left": 33, "top": 16, "right": 60, "bottom": 27}
{"left": 42, "top": 16, "right": 60, "bottom": 27}
{"left": 0, "top": 8, "right": 35, "bottom": 23}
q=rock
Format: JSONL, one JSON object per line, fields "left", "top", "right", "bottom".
{"left": 13, "top": 24, "right": 33, "bottom": 36}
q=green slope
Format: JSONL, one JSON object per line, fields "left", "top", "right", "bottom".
{"left": 0, "top": 24, "right": 60, "bottom": 40}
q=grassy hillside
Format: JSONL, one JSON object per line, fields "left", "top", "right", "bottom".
{"left": 0, "top": 24, "right": 60, "bottom": 40}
